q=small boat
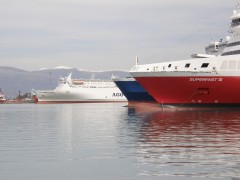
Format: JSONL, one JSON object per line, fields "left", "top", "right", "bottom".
{"left": 0, "top": 89, "right": 7, "bottom": 103}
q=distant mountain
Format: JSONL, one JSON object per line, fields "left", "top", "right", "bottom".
{"left": 0, "top": 66, "right": 130, "bottom": 98}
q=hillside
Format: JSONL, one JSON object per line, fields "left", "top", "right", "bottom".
{"left": 0, "top": 66, "right": 130, "bottom": 98}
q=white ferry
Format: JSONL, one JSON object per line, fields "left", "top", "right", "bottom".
{"left": 32, "top": 73, "right": 127, "bottom": 103}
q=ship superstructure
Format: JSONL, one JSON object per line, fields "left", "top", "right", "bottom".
{"left": 221, "top": 6, "right": 240, "bottom": 56}
{"left": 191, "top": 36, "right": 229, "bottom": 58}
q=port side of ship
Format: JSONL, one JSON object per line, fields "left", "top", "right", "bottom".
{"left": 130, "top": 5, "right": 240, "bottom": 108}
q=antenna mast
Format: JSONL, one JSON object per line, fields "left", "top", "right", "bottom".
{"left": 135, "top": 56, "right": 139, "bottom": 65}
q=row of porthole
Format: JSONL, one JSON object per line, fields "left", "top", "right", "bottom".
{"left": 150, "top": 63, "right": 210, "bottom": 71}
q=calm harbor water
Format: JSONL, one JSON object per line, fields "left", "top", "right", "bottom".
{"left": 0, "top": 103, "right": 240, "bottom": 180}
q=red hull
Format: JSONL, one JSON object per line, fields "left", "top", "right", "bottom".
{"left": 135, "top": 76, "right": 240, "bottom": 106}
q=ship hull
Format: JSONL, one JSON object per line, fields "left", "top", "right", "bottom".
{"left": 134, "top": 76, "right": 240, "bottom": 107}
{"left": 113, "top": 78, "right": 155, "bottom": 102}
{"left": 33, "top": 87, "right": 127, "bottom": 103}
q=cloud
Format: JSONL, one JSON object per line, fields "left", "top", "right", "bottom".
{"left": 0, "top": 0, "right": 237, "bottom": 70}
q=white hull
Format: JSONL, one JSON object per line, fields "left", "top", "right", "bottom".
{"left": 34, "top": 88, "right": 126, "bottom": 103}
{"left": 32, "top": 73, "right": 127, "bottom": 103}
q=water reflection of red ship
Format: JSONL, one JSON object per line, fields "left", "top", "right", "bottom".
{"left": 127, "top": 102, "right": 161, "bottom": 114}
{"left": 127, "top": 101, "right": 240, "bottom": 115}
{"left": 139, "top": 110, "right": 240, "bottom": 137}
{"left": 129, "top": 110, "right": 240, "bottom": 177}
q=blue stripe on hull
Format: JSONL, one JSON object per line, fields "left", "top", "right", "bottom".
{"left": 114, "top": 80, "right": 155, "bottom": 101}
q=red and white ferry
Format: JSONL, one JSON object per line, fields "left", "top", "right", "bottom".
{"left": 130, "top": 5, "right": 240, "bottom": 107}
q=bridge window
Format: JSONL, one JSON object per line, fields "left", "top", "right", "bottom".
{"left": 222, "top": 50, "right": 240, "bottom": 56}
{"left": 201, "top": 63, "right": 209, "bottom": 68}
{"left": 185, "top": 63, "right": 190, "bottom": 68}
{"left": 168, "top": 64, "right": 172, "bottom": 68}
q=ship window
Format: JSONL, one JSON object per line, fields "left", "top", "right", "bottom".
{"left": 201, "top": 63, "right": 209, "bottom": 68}
{"left": 222, "top": 50, "right": 240, "bottom": 56}
{"left": 227, "top": 41, "right": 240, "bottom": 47}
{"left": 168, "top": 64, "right": 171, "bottom": 68}
{"left": 185, "top": 63, "right": 190, "bottom": 68}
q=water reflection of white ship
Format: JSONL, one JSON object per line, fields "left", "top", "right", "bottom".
{"left": 32, "top": 73, "right": 127, "bottom": 103}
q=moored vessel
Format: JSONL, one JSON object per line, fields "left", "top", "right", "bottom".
{"left": 0, "top": 89, "right": 7, "bottom": 103}
{"left": 130, "top": 5, "right": 240, "bottom": 108}
{"left": 112, "top": 77, "right": 155, "bottom": 102}
{"left": 32, "top": 73, "right": 127, "bottom": 103}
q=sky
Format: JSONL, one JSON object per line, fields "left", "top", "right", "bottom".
{"left": 0, "top": 0, "right": 238, "bottom": 71}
